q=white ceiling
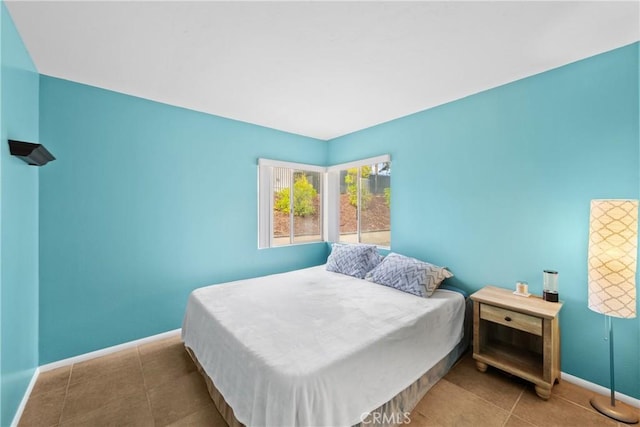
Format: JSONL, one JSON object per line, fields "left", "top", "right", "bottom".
{"left": 5, "top": 1, "right": 639, "bottom": 140}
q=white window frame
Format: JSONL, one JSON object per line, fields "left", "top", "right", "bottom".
{"left": 258, "top": 159, "right": 326, "bottom": 249}
{"left": 258, "top": 154, "right": 391, "bottom": 249}
{"left": 327, "top": 154, "right": 391, "bottom": 247}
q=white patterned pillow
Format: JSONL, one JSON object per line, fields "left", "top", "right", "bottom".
{"left": 365, "top": 252, "right": 453, "bottom": 297}
{"left": 326, "top": 243, "right": 382, "bottom": 279}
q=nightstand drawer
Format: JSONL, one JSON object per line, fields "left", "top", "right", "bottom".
{"left": 480, "top": 304, "right": 542, "bottom": 336}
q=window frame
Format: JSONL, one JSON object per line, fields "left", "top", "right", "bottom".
{"left": 327, "top": 154, "right": 391, "bottom": 248}
{"left": 258, "top": 154, "right": 391, "bottom": 249}
{"left": 258, "top": 159, "right": 326, "bottom": 249}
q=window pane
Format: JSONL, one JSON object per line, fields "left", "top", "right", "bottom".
{"left": 360, "top": 162, "right": 391, "bottom": 247}
{"left": 293, "top": 171, "right": 322, "bottom": 243}
{"left": 339, "top": 168, "right": 358, "bottom": 244}
{"left": 272, "top": 167, "right": 291, "bottom": 246}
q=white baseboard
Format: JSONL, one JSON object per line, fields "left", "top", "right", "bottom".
{"left": 39, "top": 328, "right": 181, "bottom": 372}
{"left": 10, "top": 367, "right": 40, "bottom": 427}
{"left": 562, "top": 371, "right": 640, "bottom": 409}
{"left": 11, "top": 328, "right": 181, "bottom": 426}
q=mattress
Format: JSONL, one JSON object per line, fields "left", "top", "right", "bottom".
{"left": 182, "top": 265, "right": 466, "bottom": 427}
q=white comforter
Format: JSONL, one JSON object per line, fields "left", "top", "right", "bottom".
{"left": 182, "top": 265, "right": 465, "bottom": 427}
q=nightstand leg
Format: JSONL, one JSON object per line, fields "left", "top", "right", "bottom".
{"left": 535, "top": 384, "right": 551, "bottom": 400}
{"left": 475, "top": 361, "right": 488, "bottom": 372}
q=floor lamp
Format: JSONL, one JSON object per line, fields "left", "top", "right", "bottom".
{"left": 587, "top": 199, "right": 638, "bottom": 424}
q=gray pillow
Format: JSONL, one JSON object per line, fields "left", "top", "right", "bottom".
{"left": 326, "top": 243, "right": 382, "bottom": 279}
{"left": 365, "top": 252, "right": 453, "bottom": 297}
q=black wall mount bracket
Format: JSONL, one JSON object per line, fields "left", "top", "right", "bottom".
{"left": 8, "top": 140, "right": 56, "bottom": 166}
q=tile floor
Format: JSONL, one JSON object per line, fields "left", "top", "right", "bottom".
{"left": 19, "top": 332, "right": 639, "bottom": 426}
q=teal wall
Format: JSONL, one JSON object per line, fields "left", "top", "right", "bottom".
{"left": 0, "top": 7, "right": 3, "bottom": 425}
{"left": 38, "top": 76, "right": 328, "bottom": 364}
{"left": 1, "top": 9, "right": 3, "bottom": 424}
{"left": 327, "top": 43, "right": 640, "bottom": 399}
{"left": 2, "top": 8, "right": 639, "bottom": 417}
{"left": 0, "top": 3, "right": 40, "bottom": 426}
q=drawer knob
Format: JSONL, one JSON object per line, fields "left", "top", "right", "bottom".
{"left": 504, "top": 316, "right": 512, "bottom": 322}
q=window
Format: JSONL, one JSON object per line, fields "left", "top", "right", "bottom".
{"left": 330, "top": 156, "right": 391, "bottom": 247}
{"left": 258, "top": 159, "right": 324, "bottom": 248}
{"left": 259, "top": 155, "right": 390, "bottom": 249}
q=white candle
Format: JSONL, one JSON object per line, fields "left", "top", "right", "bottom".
{"left": 516, "top": 281, "right": 528, "bottom": 294}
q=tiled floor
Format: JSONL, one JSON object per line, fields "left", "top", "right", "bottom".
{"left": 19, "top": 332, "right": 639, "bottom": 426}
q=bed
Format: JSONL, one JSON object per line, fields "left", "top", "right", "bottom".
{"left": 182, "top": 262, "right": 471, "bottom": 427}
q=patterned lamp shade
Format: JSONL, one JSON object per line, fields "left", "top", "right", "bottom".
{"left": 588, "top": 200, "right": 638, "bottom": 318}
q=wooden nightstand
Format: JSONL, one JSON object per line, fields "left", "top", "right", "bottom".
{"left": 471, "top": 286, "right": 563, "bottom": 400}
